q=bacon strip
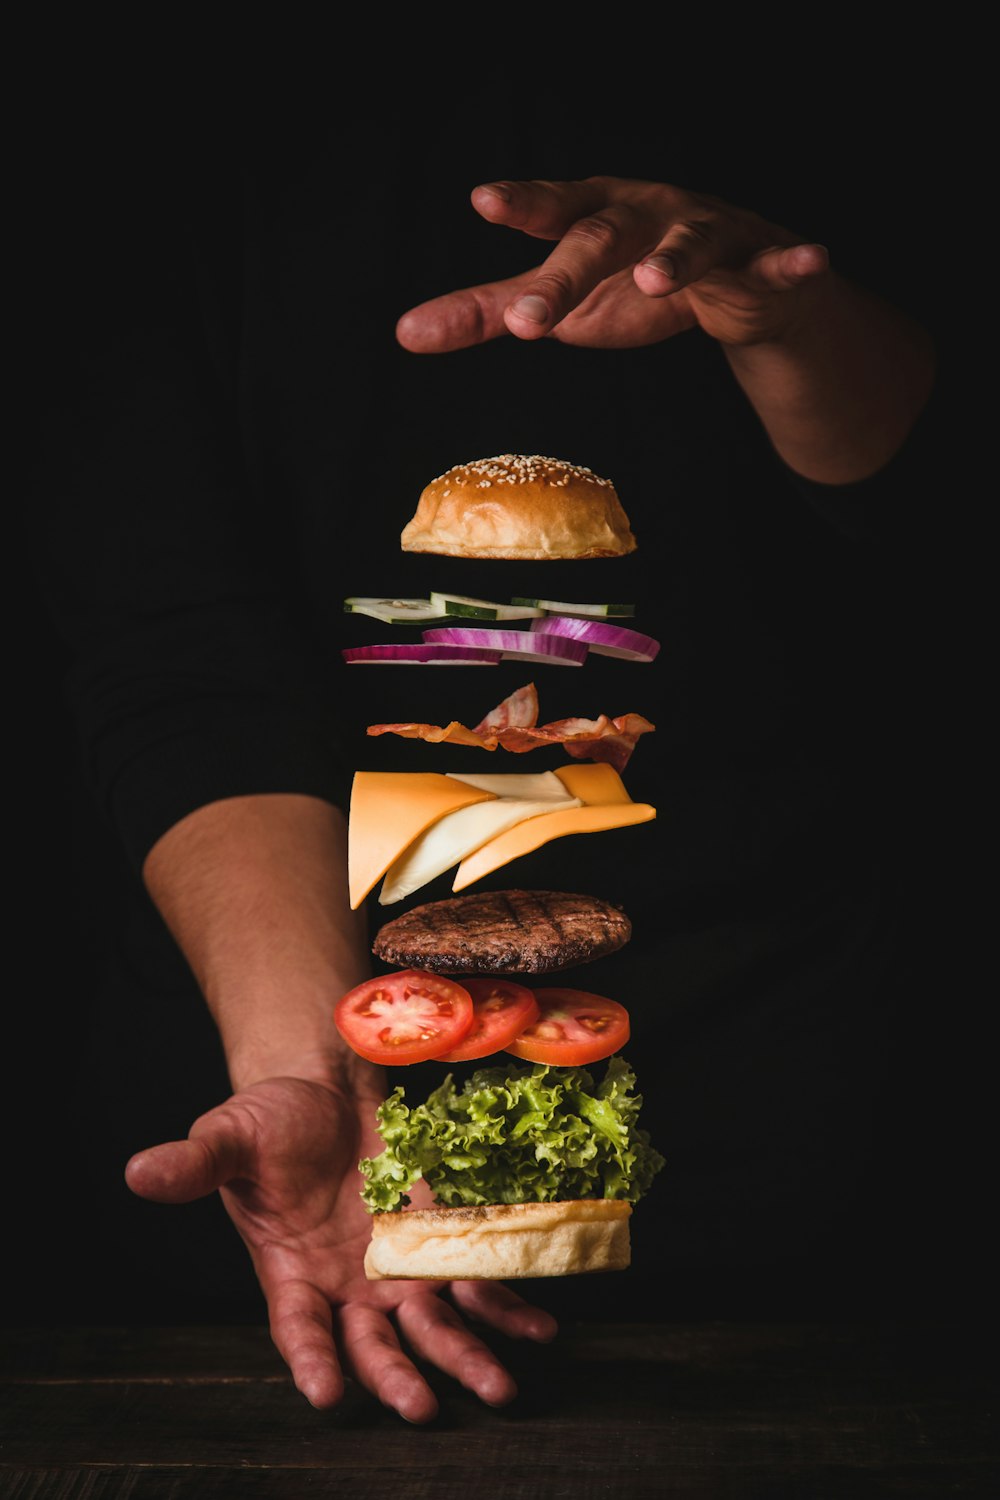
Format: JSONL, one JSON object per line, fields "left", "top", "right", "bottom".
{"left": 496, "top": 713, "right": 655, "bottom": 771}
{"left": 474, "top": 682, "right": 539, "bottom": 734}
{"left": 366, "top": 685, "right": 655, "bottom": 770}
{"left": 364, "top": 719, "right": 498, "bottom": 747}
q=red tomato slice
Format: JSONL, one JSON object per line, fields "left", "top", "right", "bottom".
{"left": 504, "top": 987, "right": 630, "bottom": 1066}
{"left": 335, "top": 969, "right": 473, "bottom": 1065}
{"left": 436, "top": 978, "right": 540, "bottom": 1063}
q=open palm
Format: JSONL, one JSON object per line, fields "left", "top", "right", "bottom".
{"left": 126, "top": 1076, "right": 556, "bottom": 1421}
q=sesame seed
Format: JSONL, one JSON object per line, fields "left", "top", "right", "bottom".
{"left": 429, "top": 454, "right": 614, "bottom": 489}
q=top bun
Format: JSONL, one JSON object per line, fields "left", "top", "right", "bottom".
{"left": 400, "top": 454, "right": 637, "bottom": 560}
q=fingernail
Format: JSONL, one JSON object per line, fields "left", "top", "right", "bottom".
{"left": 510, "top": 295, "right": 549, "bottom": 325}
{"left": 476, "top": 182, "right": 510, "bottom": 202}
{"left": 641, "top": 254, "right": 677, "bottom": 279}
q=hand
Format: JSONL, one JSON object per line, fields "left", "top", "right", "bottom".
{"left": 396, "top": 175, "right": 830, "bottom": 354}
{"left": 125, "top": 1075, "right": 557, "bottom": 1421}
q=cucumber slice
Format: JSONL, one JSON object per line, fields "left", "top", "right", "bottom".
{"left": 510, "top": 597, "right": 636, "bottom": 619}
{"left": 343, "top": 597, "right": 450, "bottom": 625}
{"left": 430, "top": 592, "right": 545, "bottom": 621}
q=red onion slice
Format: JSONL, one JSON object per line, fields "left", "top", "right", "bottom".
{"left": 342, "top": 644, "right": 502, "bottom": 665}
{"left": 421, "top": 626, "right": 588, "bottom": 666}
{"left": 529, "top": 615, "right": 660, "bottom": 662}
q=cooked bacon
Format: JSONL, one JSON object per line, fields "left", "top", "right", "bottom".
{"left": 366, "top": 686, "right": 654, "bottom": 769}
{"left": 496, "top": 714, "right": 655, "bottom": 772}
{"left": 474, "top": 682, "right": 539, "bottom": 734}
{"left": 559, "top": 714, "right": 656, "bottom": 772}
{"left": 364, "top": 719, "right": 495, "bottom": 748}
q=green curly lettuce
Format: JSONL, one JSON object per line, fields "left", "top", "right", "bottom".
{"left": 359, "top": 1057, "right": 665, "bottom": 1213}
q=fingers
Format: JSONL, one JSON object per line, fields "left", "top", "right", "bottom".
{"left": 336, "top": 1302, "right": 439, "bottom": 1424}
{"left": 335, "top": 1294, "right": 527, "bottom": 1420}
{"left": 500, "top": 201, "right": 658, "bottom": 341}
{"left": 398, "top": 178, "right": 663, "bottom": 349}
{"left": 395, "top": 1291, "right": 518, "bottom": 1408}
{"left": 396, "top": 272, "right": 538, "bottom": 353}
{"left": 635, "top": 229, "right": 829, "bottom": 299}
{"left": 276, "top": 1287, "right": 540, "bottom": 1420}
{"left": 269, "top": 1277, "right": 345, "bottom": 1409}
{"left": 401, "top": 177, "right": 828, "bottom": 355}
{"left": 632, "top": 208, "right": 754, "bottom": 297}
{"left": 470, "top": 178, "right": 616, "bottom": 240}
{"left": 449, "top": 1279, "right": 559, "bottom": 1343}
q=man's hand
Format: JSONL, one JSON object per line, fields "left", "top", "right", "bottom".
{"left": 125, "top": 1076, "right": 557, "bottom": 1422}
{"left": 397, "top": 175, "right": 933, "bottom": 485}
{"left": 396, "top": 176, "right": 830, "bottom": 354}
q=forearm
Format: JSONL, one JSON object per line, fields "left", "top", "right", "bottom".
{"left": 142, "top": 793, "right": 375, "bottom": 1095}
{"left": 724, "top": 273, "right": 935, "bottom": 485}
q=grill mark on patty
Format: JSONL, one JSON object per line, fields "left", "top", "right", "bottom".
{"left": 372, "top": 889, "right": 631, "bottom": 975}
{"left": 515, "top": 888, "right": 564, "bottom": 953}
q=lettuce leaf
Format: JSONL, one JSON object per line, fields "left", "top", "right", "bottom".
{"left": 359, "top": 1057, "right": 665, "bottom": 1213}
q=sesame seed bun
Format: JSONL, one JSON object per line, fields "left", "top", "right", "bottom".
{"left": 400, "top": 454, "right": 637, "bottom": 560}
{"left": 364, "top": 1199, "right": 632, "bottom": 1280}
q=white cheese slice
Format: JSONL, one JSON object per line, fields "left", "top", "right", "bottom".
{"left": 379, "top": 793, "right": 582, "bottom": 905}
{"left": 445, "top": 770, "right": 576, "bottom": 802}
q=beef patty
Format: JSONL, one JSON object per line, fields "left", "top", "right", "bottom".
{"left": 372, "top": 889, "right": 631, "bottom": 974}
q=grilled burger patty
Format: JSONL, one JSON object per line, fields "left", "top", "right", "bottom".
{"left": 372, "top": 889, "right": 631, "bottom": 974}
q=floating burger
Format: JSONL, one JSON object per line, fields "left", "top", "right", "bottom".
{"left": 333, "top": 455, "right": 663, "bottom": 1281}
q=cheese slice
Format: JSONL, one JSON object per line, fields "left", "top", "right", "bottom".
{"left": 445, "top": 770, "right": 578, "bottom": 801}
{"left": 380, "top": 793, "right": 583, "bottom": 905}
{"left": 348, "top": 771, "right": 497, "bottom": 909}
{"left": 452, "top": 762, "right": 656, "bottom": 890}
{"left": 552, "top": 762, "right": 638, "bottom": 804}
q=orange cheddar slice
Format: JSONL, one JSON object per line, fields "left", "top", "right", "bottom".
{"left": 348, "top": 771, "right": 497, "bottom": 909}
{"left": 552, "top": 762, "right": 637, "bottom": 804}
{"left": 453, "top": 763, "right": 656, "bottom": 891}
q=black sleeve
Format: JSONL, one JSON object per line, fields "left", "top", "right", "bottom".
{"left": 779, "top": 374, "right": 944, "bottom": 548}
{"left": 23, "top": 122, "right": 349, "bottom": 872}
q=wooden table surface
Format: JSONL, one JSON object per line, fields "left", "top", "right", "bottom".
{"left": 2, "top": 1320, "right": 997, "bottom": 1498}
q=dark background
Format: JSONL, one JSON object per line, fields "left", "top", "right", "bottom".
{"left": 9, "top": 49, "right": 986, "bottom": 1337}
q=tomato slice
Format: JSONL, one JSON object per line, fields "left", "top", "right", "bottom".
{"left": 436, "top": 978, "right": 541, "bottom": 1063}
{"left": 504, "top": 987, "right": 630, "bottom": 1066}
{"left": 335, "top": 969, "right": 474, "bottom": 1065}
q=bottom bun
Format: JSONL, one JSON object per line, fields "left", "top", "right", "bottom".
{"left": 364, "top": 1199, "right": 632, "bottom": 1280}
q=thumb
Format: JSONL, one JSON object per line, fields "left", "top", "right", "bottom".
{"left": 125, "top": 1119, "right": 252, "bottom": 1204}
{"left": 746, "top": 242, "right": 830, "bottom": 291}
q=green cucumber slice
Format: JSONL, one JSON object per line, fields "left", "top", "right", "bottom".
{"left": 430, "top": 592, "right": 545, "bottom": 621}
{"left": 510, "top": 598, "right": 636, "bottom": 618}
{"left": 343, "top": 597, "right": 450, "bottom": 625}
